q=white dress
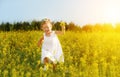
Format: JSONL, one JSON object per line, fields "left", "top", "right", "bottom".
{"left": 41, "top": 31, "right": 64, "bottom": 64}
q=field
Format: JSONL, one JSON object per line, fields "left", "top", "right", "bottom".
{"left": 0, "top": 31, "right": 120, "bottom": 77}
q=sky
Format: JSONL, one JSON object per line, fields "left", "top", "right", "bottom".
{"left": 0, "top": 0, "right": 120, "bottom": 26}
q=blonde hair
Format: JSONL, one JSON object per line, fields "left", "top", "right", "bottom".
{"left": 41, "top": 18, "right": 51, "bottom": 26}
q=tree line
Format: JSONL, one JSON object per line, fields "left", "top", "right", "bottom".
{"left": 0, "top": 20, "right": 120, "bottom": 32}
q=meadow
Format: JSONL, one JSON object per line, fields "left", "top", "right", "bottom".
{"left": 0, "top": 31, "right": 120, "bottom": 77}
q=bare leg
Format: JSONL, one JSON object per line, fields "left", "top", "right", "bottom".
{"left": 43, "top": 57, "right": 57, "bottom": 71}
{"left": 43, "top": 57, "right": 49, "bottom": 70}
{"left": 53, "top": 63, "right": 56, "bottom": 71}
{"left": 51, "top": 62, "right": 56, "bottom": 71}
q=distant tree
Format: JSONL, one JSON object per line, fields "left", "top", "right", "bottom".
{"left": 13, "top": 22, "right": 22, "bottom": 31}
{"left": 1, "top": 19, "right": 118, "bottom": 32}
{"left": 31, "top": 20, "right": 41, "bottom": 30}
{"left": 67, "top": 22, "right": 81, "bottom": 31}
{"left": 0, "top": 22, "right": 5, "bottom": 31}
{"left": 5, "top": 22, "right": 11, "bottom": 31}
{"left": 82, "top": 24, "right": 93, "bottom": 32}
{"left": 9, "top": 24, "right": 14, "bottom": 31}
{"left": 67, "top": 22, "right": 75, "bottom": 30}
{"left": 0, "top": 22, "right": 12, "bottom": 31}
{"left": 102, "top": 23, "right": 114, "bottom": 32}
{"left": 93, "top": 24, "right": 103, "bottom": 32}
{"left": 31, "top": 21, "right": 36, "bottom": 30}
{"left": 76, "top": 25, "right": 82, "bottom": 31}
{"left": 53, "top": 22, "right": 61, "bottom": 30}
{"left": 22, "top": 22, "right": 30, "bottom": 30}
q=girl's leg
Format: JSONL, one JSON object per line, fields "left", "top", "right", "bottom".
{"left": 43, "top": 57, "right": 49, "bottom": 70}
{"left": 52, "top": 63, "right": 56, "bottom": 71}
{"left": 43, "top": 57, "right": 57, "bottom": 71}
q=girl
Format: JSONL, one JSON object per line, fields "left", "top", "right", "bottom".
{"left": 37, "top": 19, "right": 65, "bottom": 71}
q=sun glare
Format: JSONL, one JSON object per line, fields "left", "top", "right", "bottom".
{"left": 104, "top": 5, "right": 120, "bottom": 27}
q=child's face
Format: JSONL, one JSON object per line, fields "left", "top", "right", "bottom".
{"left": 42, "top": 23, "right": 52, "bottom": 33}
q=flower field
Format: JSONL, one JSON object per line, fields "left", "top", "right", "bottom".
{"left": 0, "top": 31, "right": 120, "bottom": 77}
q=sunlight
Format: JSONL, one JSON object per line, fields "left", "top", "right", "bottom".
{"left": 104, "top": 5, "right": 120, "bottom": 27}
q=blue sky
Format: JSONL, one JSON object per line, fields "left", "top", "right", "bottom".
{"left": 0, "top": 0, "right": 120, "bottom": 26}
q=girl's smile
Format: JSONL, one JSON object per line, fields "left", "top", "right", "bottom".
{"left": 42, "top": 23, "right": 52, "bottom": 36}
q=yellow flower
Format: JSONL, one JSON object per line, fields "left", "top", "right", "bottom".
{"left": 37, "top": 60, "right": 41, "bottom": 65}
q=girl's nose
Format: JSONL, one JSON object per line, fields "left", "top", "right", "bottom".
{"left": 45, "top": 28, "right": 48, "bottom": 30}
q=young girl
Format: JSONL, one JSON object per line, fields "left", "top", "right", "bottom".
{"left": 37, "top": 19, "right": 65, "bottom": 71}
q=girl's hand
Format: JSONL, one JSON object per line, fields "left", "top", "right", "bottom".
{"left": 61, "top": 24, "right": 65, "bottom": 34}
{"left": 60, "top": 21, "right": 65, "bottom": 31}
{"left": 60, "top": 21, "right": 65, "bottom": 26}
{"left": 62, "top": 25, "right": 65, "bottom": 30}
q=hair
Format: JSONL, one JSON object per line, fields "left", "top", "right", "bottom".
{"left": 41, "top": 18, "right": 51, "bottom": 26}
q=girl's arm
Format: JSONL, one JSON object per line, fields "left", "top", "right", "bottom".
{"left": 55, "top": 26, "right": 65, "bottom": 35}
{"left": 37, "top": 36, "right": 44, "bottom": 47}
